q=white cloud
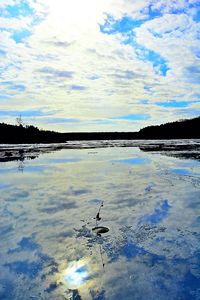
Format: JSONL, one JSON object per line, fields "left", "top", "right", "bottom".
{"left": 134, "top": 13, "right": 200, "bottom": 90}
{"left": 0, "top": 16, "right": 31, "bottom": 30}
{"left": 0, "top": 0, "right": 199, "bottom": 131}
{"left": 151, "top": 0, "right": 189, "bottom": 13}
{"left": 0, "top": 1, "right": 19, "bottom": 9}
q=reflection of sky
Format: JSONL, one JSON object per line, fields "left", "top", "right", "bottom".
{"left": 172, "top": 168, "right": 192, "bottom": 175}
{"left": 62, "top": 261, "right": 90, "bottom": 289}
{"left": 0, "top": 144, "right": 200, "bottom": 299}
{"left": 49, "top": 158, "right": 81, "bottom": 163}
{"left": 139, "top": 200, "right": 171, "bottom": 225}
{"left": 112, "top": 157, "right": 148, "bottom": 165}
{"left": 118, "top": 242, "right": 146, "bottom": 259}
{"left": 171, "top": 168, "right": 200, "bottom": 176}
{"left": 8, "top": 236, "right": 39, "bottom": 253}
{"left": 0, "top": 182, "right": 11, "bottom": 189}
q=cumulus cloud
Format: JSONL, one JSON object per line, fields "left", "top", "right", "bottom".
{"left": 0, "top": 0, "right": 199, "bottom": 131}
{"left": 37, "top": 67, "right": 74, "bottom": 78}
{"left": 0, "top": 1, "right": 18, "bottom": 9}
{"left": 0, "top": 16, "right": 31, "bottom": 30}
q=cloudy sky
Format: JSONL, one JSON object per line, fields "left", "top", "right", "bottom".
{"left": 0, "top": 0, "right": 200, "bottom": 132}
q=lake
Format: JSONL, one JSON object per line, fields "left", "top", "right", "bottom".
{"left": 0, "top": 140, "right": 200, "bottom": 300}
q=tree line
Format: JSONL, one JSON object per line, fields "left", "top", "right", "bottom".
{"left": 0, "top": 116, "right": 199, "bottom": 143}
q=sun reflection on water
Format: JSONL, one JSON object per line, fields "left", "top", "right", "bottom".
{"left": 62, "top": 260, "right": 90, "bottom": 289}
{"left": 57, "top": 257, "right": 100, "bottom": 299}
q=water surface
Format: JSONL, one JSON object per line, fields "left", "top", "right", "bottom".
{"left": 0, "top": 140, "right": 200, "bottom": 300}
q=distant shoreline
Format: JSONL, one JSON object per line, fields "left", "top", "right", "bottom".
{"left": 0, "top": 116, "right": 199, "bottom": 144}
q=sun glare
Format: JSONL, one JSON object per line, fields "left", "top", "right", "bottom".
{"left": 48, "top": 0, "right": 103, "bottom": 22}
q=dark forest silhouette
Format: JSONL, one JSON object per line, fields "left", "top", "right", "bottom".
{"left": 0, "top": 116, "right": 199, "bottom": 144}
{"left": 138, "top": 116, "right": 200, "bottom": 139}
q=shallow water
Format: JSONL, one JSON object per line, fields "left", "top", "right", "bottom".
{"left": 0, "top": 141, "right": 200, "bottom": 300}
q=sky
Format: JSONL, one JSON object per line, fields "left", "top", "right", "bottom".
{"left": 0, "top": 0, "right": 200, "bottom": 132}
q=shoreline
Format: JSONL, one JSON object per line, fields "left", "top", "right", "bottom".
{"left": 0, "top": 139, "right": 200, "bottom": 162}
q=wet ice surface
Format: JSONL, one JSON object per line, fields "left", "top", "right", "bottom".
{"left": 0, "top": 140, "right": 200, "bottom": 300}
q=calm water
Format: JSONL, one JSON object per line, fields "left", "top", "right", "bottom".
{"left": 0, "top": 141, "right": 200, "bottom": 300}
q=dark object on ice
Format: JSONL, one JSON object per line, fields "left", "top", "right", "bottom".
{"left": 95, "top": 201, "right": 104, "bottom": 226}
{"left": 19, "top": 149, "right": 24, "bottom": 155}
{"left": 5, "top": 151, "right": 12, "bottom": 157}
{"left": 92, "top": 226, "right": 109, "bottom": 236}
{"left": 96, "top": 212, "right": 101, "bottom": 221}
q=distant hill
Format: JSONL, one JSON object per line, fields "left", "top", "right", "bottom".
{"left": 0, "top": 116, "right": 199, "bottom": 144}
{"left": 138, "top": 116, "right": 200, "bottom": 139}
{"left": 0, "top": 123, "right": 65, "bottom": 144}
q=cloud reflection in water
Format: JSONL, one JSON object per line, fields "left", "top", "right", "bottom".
{"left": 0, "top": 143, "right": 200, "bottom": 299}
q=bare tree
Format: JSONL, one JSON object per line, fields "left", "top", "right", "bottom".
{"left": 16, "top": 115, "right": 24, "bottom": 127}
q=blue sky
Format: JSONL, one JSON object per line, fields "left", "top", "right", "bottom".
{"left": 0, "top": 0, "right": 200, "bottom": 132}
